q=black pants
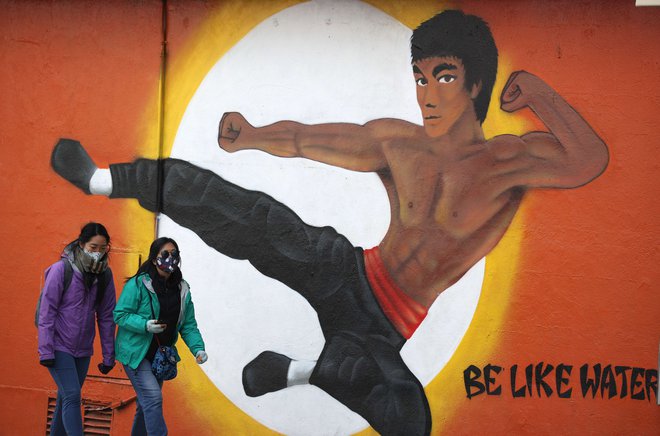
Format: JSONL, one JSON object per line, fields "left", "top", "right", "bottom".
{"left": 110, "top": 158, "right": 431, "bottom": 435}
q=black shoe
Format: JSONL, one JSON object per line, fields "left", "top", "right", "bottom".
{"left": 242, "top": 351, "right": 291, "bottom": 397}
{"left": 51, "top": 138, "right": 97, "bottom": 194}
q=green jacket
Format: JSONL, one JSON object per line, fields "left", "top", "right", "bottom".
{"left": 114, "top": 273, "right": 205, "bottom": 370}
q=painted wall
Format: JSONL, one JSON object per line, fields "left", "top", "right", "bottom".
{"left": 1, "top": 0, "right": 658, "bottom": 434}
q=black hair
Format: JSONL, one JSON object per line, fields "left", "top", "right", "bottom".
{"left": 74, "top": 222, "right": 111, "bottom": 304}
{"left": 77, "top": 222, "right": 110, "bottom": 245}
{"left": 411, "top": 10, "right": 498, "bottom": 124}
{"left": 128, "top": 237, "right": 182, "bottom": 285}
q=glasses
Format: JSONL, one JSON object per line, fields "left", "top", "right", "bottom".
{"left": 159, "top": 249, "right": 180, "bottom": 259}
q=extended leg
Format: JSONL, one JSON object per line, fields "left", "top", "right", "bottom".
{"left": 51, "top": 139, "right": 355, "bottom": 305}
{"left": 242, "top": 333, "right": 428, "bottom": 435}
{"left": 112, "top": 158, "right": 357, "bottom": 304}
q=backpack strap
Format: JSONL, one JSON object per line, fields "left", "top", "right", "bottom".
{"left": 35, "top": 259, "right": 74, "bottom": 328}
{"left": 61, "top": 259, "right": 73, "bottom": 294}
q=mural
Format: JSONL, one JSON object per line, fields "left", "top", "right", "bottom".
{"left": 2, "top": 0, "right": 659, "bottom": 434}
{"left": 49, "top": 5, "right": 611, "bottom": 435}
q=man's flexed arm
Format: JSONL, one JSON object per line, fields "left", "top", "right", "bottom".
{"left": 497, "top": 71, "right": 609, "bottom": 188}
{"left": 218, "top": 112, "right": 416, "bottom": 172}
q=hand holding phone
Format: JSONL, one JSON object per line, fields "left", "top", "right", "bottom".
{"left": 146, "top": 319, "right": 167, "bottom": 334}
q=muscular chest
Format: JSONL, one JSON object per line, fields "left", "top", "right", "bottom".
{"left": 387, "top": 153, "right": 442, "bottom": 223}
{"left": 386, "top": 147, "right": 510, "bottom": 231}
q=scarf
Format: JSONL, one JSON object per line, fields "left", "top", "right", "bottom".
{"left": 73, "top": 245, "right": 109, "bottom": 275}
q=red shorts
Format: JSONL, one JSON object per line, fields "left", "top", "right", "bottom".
{"left": 363, "top": 247, "right": 428, "bottom": 339}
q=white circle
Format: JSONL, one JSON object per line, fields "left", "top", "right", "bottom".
{"left": 163, "top": 1, "right": 484, "bottom": 434}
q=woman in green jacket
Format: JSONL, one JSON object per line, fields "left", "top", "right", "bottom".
{"left": 114, "top": 237, "right": 207, "bottom": 436}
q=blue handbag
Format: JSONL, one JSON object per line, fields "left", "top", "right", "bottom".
{"left": 148, "top": 293, "right": 178, "bottom": 381}
{"left": 151, "top": 341, "right": 178, "bottom": 381}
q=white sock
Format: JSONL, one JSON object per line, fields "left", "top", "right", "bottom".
{"left": 286, "top": 359, "right": 316, "bottom": 387}
{"left": 89, "top": 169, "right": 113, "bottom": 196}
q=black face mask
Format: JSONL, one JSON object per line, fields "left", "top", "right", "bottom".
{"left": 155, "top": 249, "right": 180, "bottom": 273}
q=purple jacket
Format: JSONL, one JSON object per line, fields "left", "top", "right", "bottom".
{"left": 37, "top": 251, "right": 116, "bottom": 366}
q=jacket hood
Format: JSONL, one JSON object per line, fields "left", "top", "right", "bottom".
{"left": 61, "top": 241, "right": 78, "bottom": 263}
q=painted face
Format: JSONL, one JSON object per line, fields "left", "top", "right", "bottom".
{"left": 80, "top": 235, "right": 109, "bottom": 253}
{"left": 413, "top": 56, "right": 479, "bottom": 138}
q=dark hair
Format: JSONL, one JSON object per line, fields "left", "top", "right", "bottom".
{"left": 128, "top": 237, "right": 182, "bottom": 285}
{"left": 74, "top": 222, "right": 111, "bottom": 304}
{"left": 77, "top": 222, "right": 110, "bottom": 245}
{"left": 411, "top": 10, "right": 498, "bottom": 124}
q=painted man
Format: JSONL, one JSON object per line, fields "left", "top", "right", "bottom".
{"left": 51, "top": 10, "right": 608, "bottom": 436}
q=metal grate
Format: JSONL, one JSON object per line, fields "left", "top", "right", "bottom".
{"left": 45, "top": 396, "right": 56, "bottom": 435}
{"left": 45, "top": 397, "right": 113, "bottom": 435}
{"left": 83, "top": 402, "right": 113, "bottom": 435}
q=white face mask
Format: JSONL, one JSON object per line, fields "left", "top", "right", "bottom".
{"left": 84, "top": 250, "right": 103, "bottom": 262}
{"left": 80, "top": 249, "right": 107, "bottom": 273}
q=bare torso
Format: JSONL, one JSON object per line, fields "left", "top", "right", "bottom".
{"left": 378, "top": 129, "right": 524, "bottom": 307}
{"left": 218, "top": 74, "right": 609, "bottom": 307}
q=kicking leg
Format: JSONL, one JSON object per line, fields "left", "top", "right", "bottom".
{"left": 242, "top": 335, "right": 430, "bottom": 436}
{"left": 51, "top": 139, "right": 355, "bottom": 304}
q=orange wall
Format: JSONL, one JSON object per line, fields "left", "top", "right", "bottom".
{"left": 438, "top": 0, "right": 660, "bottom": 433}
{"left": 1, "top": 0, "right": 658, "bottom": 434}
{"left": 0, "top": 0, "right": 162, "bottom": 433}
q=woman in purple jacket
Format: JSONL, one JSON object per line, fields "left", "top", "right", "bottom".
{"left": 37, "top": 222, "right": 117, "bottom": 436}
